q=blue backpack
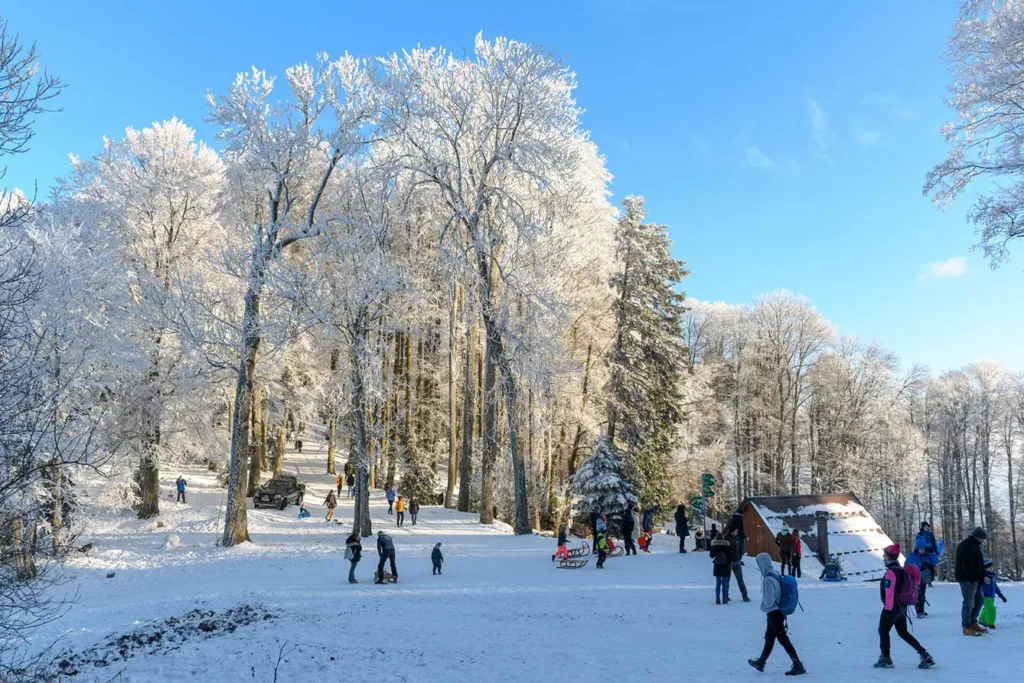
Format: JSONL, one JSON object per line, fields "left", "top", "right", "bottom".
{"left": 773, "top": 572, "right": 801, "bottom": 615}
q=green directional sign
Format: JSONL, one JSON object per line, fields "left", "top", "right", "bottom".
{"left": 691, "top": 495, "right": 703, "bottom": 511}
{"left": 701, "top": 473, "right": 716, "bottom": 498}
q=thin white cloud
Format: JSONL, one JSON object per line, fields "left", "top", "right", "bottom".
{"left": 851, "top": 120, "right": 884, "bottom": 147}
{"left": 807, "top": 99, "right": 833, "bottom": 163}
{"left": 919, "top": 256, "right": 968, "bottom": 280}
{"left": 746, "top": 146, "right": 776, "bottom": 168}
{"left": 861, "top": 92, "right": 916, "bottom": 120}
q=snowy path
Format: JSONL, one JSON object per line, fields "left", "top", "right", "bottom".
{"left": 38, "top": 443, "right": 1024, "bottom": 681}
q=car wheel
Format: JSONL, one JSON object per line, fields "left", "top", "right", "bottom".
{"left": 279, "top": 499, "right": 287, "bottom": 511}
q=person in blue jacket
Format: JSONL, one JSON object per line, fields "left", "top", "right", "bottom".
{"left": 979, "top": 559, "right": 1007, "bottom": 628}
{"left": 904, "top": 536, "right": 939, "bottom": 617}
{"left": 915, "top": 521, "right": 938, "bottom": 554}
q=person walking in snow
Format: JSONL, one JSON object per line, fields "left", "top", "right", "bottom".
{"left": 955, "top": 527, "right": 988, "bottom": 636}
{"left": 726, "top": 508, "right": 746, "bottom": 556}
{"left": 395, "top": 495, "right": 406, "bottom": 527}
{"left": 345, "top": 532, "right": 362, "bottom": 584}
{"left": 915, "top": 521, "right": 939, "bottom": 554}
{"left": 553, "top": 524, "right": 570, "bottom": 562}
{"left": 775, "top": 529, "right": 794, "bottom": 576}
{"left": 175, "top": 476, "right": 187, "bottom": 504}
{"left": 335, "top": 474, "right": 344, "bottom": 497}
{"left": 409, "top": 496, "right": 420, "bottom": 525}
{"left": 748, "top": 552, "right": 805, "bottom": 676}
{"left": 432, "top": 542, "right": 444, "bottom": 575}
{"left": 979, "top": 559, "right": 1007, "bottom": 629}
{"left": 323, "top": 490, "right": 338, "bottom": 522}
{"left": 595, "top": 527, "right": 608, "bottom": 569}
{"left": 728, "top": 526, "right": 751, "bottom": 602}
{"left": 904, "top": 536, "right": 939, "bottom": 617}
{"left": 710, "top": 532, "right": 732, "bottom": 604}
{"left": 874, "top": 543, "right": 934, "bottom": 669}
{"left": 375, "top": 530, "right": 397, "bottom": 583}
{"left": 642, "top": 507, "right": 655, "bottom": 535}
{"left": 791, "top": 534, "right": 803, "bottom": 579}
{"left": 385, "top": 485, "right": 396, "bottom": 514}
{"left": 674, "top": 504, "right": 689, "bottom": 553}
{"left": 621, "top": 507, "right": 637, "bottom": 556}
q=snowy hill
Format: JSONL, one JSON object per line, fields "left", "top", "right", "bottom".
{"left": 36, "top": 442, "right": 1022, "bottom": 681}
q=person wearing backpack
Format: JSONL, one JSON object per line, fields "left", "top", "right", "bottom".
{"left": 345, "top": 532, "right": 362, "bottom": 584}
{"left": 710, "top": 533, "right": 732, "bottom": 604}
{"left": 979, "top": 559, "right": 1007, "bottom": 629}
{"left": 874, "top": 544, "right": 934, "bottom": 669}
{"left": 748, "top": 552, "right": 805, "bottom": 676}
{"left": 904, "top": 536, "right": 939, "bottom": 617}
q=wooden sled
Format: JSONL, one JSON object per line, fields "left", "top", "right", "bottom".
{"left": 566, "top": 541, "right": 590, "bottom": 558}
{"left": 375, "top": 570, "right": 398, "bottom": 584}
{"left": 557, "top": 558, "right": 589, "bottom": 569}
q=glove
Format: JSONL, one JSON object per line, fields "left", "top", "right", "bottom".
{"left": 1000, "top": 595, "right": 1007, "bottom": 603}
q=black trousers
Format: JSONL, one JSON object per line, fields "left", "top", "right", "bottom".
{"left": 791, "top": 556, "right": 802, "bottom": 578}
{"left": 732, "top": 563, "right": 749, "bottom": 599}
{"left": 679, "top": 535, "right": 687, "bottom": 553}
{"left": 760, "top": 610, "right": 798, "bottom": 662}
{"left": 396, "top": 512, "right": 404, "bottom": 526}
{"left": 879, "top": 608, "right": 923, "bottom": 658}
{"left": 779, "top": 552, "right": 792, "bottom": 576}
{"left": 624, "top": 537, "right": 636, "bottom": 555}
{"left": 916, "top": 581, "right": 927, "bottom": 614}
{"left": 177, "top": 491, "right": 186, "bottom": 503}
{"left": 377, "top": 549, "right": 397, "bottom": 579}
{"left": 596, "top": 548, "right": 607, "bottom": 567}
{"left": 388, "top": 500, "right": 394, "bottom": 514}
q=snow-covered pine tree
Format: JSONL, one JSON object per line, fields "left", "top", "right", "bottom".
{"left": 607, "top": 196, "right": 688, "bottom": 509}
{"left": 569, "top": 437, "right": 638, "bottom": 516}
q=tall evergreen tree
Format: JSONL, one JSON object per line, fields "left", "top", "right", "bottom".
{"left": 607, "top": 196, "right": 688, "bottom": 508}
{"left": 569, "top": 437, "right": 638, "bottom": 515}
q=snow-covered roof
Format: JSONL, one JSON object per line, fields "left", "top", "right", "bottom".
{"left": 744, "top": 493, "right": 896, "bottom": 581}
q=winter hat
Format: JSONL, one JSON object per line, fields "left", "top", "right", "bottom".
{"left": 920, "top": 521, "right": 931, "bottom": 531}
{"left": 984, "top": 558, "right": 994, "bottom": 568}
{"left": 378, "top": 530, "right": 385, "bottom": 536}
{"left": 972, "top": 527, "right": 988, "bottom": 541}
{"left": 884, "top": 543, "right": 900, "bottom": 558}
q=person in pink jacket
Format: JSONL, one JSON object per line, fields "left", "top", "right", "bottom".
{"left": 874, "top": 544, "right": 934, "bottom": 670}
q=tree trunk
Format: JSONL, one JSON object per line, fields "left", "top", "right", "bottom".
{"left": 350, "top": 342, "right": 373, "bottom": 537}
{"left": 1007, "top": 435, "right": 1020, "bottom": 579}
{"left": 327, "top": 418, "right": 337, "bottom": 476}
{"left": 480, "top": 325, "right": 498, "bottom": 525}
{"left": 567, "top": 342, "right": 593, "bottom": 476}
{"left": 446, "top": 282, "right": 460, "bottom": 507}
{"left": 247, "top": 384, "right": 263, "bottom": 497}
{"left": 274, "top": 422, "right": 286, "bottom": 477}
{"left": 457, "top": 323, "right": 475, "bottom": 512}
{"left": 221, "top": 270, "right": 262, "bottom": 547}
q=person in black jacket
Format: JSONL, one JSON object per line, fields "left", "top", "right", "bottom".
{"left": 345, "top": 533, "right": 362, "bottom": 584}
{"left": 674, "top": 505, "right": 689, "bottom": 553}
{"left": 375, "top": 530, "right": 398, "bottom": 583}
{"left": 621, "top": 508, "right": 637, "bottom": 556}
{"left": 955, "top": 527, "right": 988, "bottom": 635}
{"left": 728, "top": 528, "right": 751, "bottom": 602}
{"left": 726, "top": 509, "right": 745, "bottom": 555}
{"left": 431, "top": 542, "right": 444, "bottom": 575}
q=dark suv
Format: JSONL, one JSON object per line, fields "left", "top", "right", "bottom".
{"left": 253, "top": 475, "right": 305, "bottom": 510}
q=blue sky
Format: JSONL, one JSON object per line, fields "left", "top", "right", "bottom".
{"left": 7, "top": 1, "right": 1023, "bottom": 373}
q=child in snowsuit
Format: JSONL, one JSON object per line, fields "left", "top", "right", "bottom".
{"left": 979, "top": 559, "right": 1007, "bottom": 628}
{"left": 820, "top": 554, "right": 846, "bottom": 581}
{"left": 748, "top": 552, "right": 805, "bottom": 676}
{"left": 298, "top": 503, "right": 311, "bottom": 518}
{"left": 710, "top": 533, "right": 732, "bottom": 604}
{"left": 395, "top": 495, "right": 406, "bottom": 527}
{"left": 874, "top": 544, "right": 934, "bottom": 669}
{"left": 904, "top": 537, "right": 939, "bottom": 617}
{"left": 432, "top": 542, "right": 444, "bottom": 575}
{"left": 552, "top": 524, "right": 569, "bottom": 561}
{"left": 595, "top": 530, "right": 608, "bottom": 569}
{"left": 694, "top": 528, "right": 705, "bottom": 551}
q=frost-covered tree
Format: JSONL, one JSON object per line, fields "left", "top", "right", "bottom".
{"left": 926, "top": 0, "right": 1024, "bottom": 266}
{"left": 606, "top": 196, "right": 688, "bottom": 508}
{"left": 569, "top": 437, "right": 637, "bottom": 516}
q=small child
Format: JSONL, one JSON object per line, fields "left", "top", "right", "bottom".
{"left": 694, "top": 528, "right": 705, "bottom": 551}
{"left": 595, "top": 529, "right": 608, "bottom": 569}
{"left": 297, "top": 503, "right": 311, "bottom": 518}
{"left": 552, "top": 524, "right": 569, "bottom": 562}
{"left": 638, "top": 530, "right": 652, "bottom": 553}
{"left": 979, "top": 559, "right": 1007, "bottom": 629}
{"left": 432, "top": 542, "right": 444, "bottom": 575}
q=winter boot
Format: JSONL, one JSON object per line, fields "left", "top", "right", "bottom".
{"left": 971, "top": 622, "right": 988, "bottom": 634}
{"left": 743, "top": 596, "right": 752, "bottom": 603}
{"left": 873, "top": 656, "right": 893, "bottom": 669}
{"left": 785, "top": 660, "right": 806, "bottom": 676}
{"left": 716, "top": 598, "right": 721, "bottom": 605}
{"left": 962, "top": 627, "right": 982, "bottom": 636}
{"left": 349, "top": 579, "right": 359, "bottom": 584}
{"left": 747, "top": 658, "right": 765, "bottom": 673}
{"left": 918, "top": 652, "right": 935, "bottom": 669}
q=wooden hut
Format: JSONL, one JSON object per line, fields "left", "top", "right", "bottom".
{"left": 738, "top": 493, "right": 897, "bottom": 581}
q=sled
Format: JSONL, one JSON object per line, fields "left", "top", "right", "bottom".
{"left": 566, "top": 541, "right": 590, "bottom": 558}
{"left": 557, "top": 558, "right": 589, "bottom": 569}
{"left": 375, "top": 570, "right": 397, "bottom": 584}
{"left": 821, "top": 577, "right": 847, "bottom": 582}
{"left": 603, "top": 539, "right": 624, "bottom": 557}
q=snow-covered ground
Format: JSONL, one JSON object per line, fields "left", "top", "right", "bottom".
{"left": 37, "top": 442, "right": 1021, "bottom": 681}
